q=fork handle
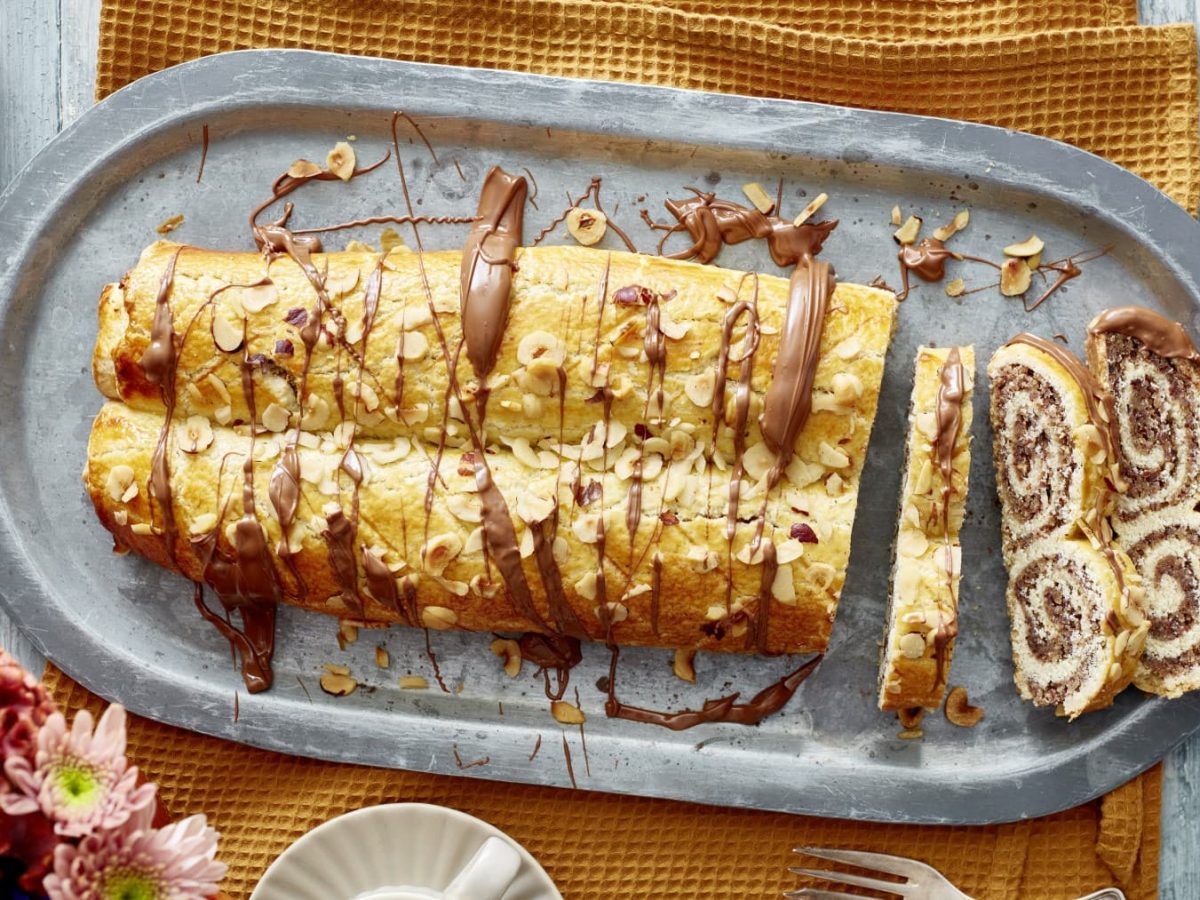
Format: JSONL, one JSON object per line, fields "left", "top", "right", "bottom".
{"left": 1075, "top": 890, "right": 1126, "bottom": 900}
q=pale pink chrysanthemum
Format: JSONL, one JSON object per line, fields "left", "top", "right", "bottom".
{"left": 1, "top": 704, "right": 155, "bottom": 837}
{"left": 44, "top": 803, "right": 227, "bottom": 900}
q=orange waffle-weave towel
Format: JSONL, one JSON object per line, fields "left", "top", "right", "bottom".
{"left": 83, "top": 0, "right": 1194, "bottom": 896}
{"left": 46, "top": 666, "right": 1160, "bottom": 899}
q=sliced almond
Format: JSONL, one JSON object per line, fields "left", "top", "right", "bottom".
{"left": 287, "top": 159, "right": 322, "bottom": 178}
{"left": 261, "top": 403, "right": 291, "bottom": 433}
{"left": 685, "top": 370, "right": 716, "bottom": 408}
{"left": 212, "top": 310, "right": 243, "bottom": 353}
{"left": 933, "top": 209, "right": 970, "bottom": 241}
{"left": 189, "top": 512, "right": 218, "bottom": 535}
{"left": 106, "top": 465, "right": 137, "bottom": 503}
{"left": 422, "top": 534, "right": 462, "bottom": 575}
{"left": 898, "top": 632, "right": 926, "bottom": 659}
{"left": 818, "top": 441, "right": 850, "bottom": 469}
{"left": 398, "top": 330, "right": 429, "bottom": 361}
{"left": 380, "top": 228, "right": 405, "bottom": 252}
{"left": 516, "top": 491, "right": 555, "bottom": 524}
{"left": 319, "top": 670, "right": 357, "bottom": 696}
{"left": 551, "top": 700, "right": 586, "bottom": 725}
{"left": 893, "top": 215, "right": 922, "bottom": 246}
{"left": 421, "top": 606, "right": 458, "bottom": 630}
{"left": 831, "top": 372, "right": 863, "bottom": 407}
{"left": 566, "top": 207, "right": 607, "bottom": 246}
{"left": 833, "top": 335, "right": 861, "bottom": 361}
{"left": 490, "top": 638, "right": 523, "bottom": 678}
{"left": 999, "top": 258, "right": 1032, "bottom": 296}
{"left": 1003, "top": 234, "right": 1045, "bottom": 258}
{"left": 741, "top": 181, "right": 774, "bottom": 214}
{"left": 897, "top": 528, "right": 929, "bottom": 558}
{"left": 890, "top": 205, "right": 902, "bottom": 226}
{"left": 672, "top": 648, "right": 697, "bottom": 683}
{"left": 945, "top": 278, "right": 966, "bottom": 298}
{"left": 326, "top": 141, "right": 356, "bottom": 181}
{"left": 517, "top": 330, "right": 566, "bottom": 366}
{"left": 238, "top": 282, "right": 278, "bottom": 313}
{"left": 944, "top": 686, "right": 984, "bottom": 727}
{"left": 155, "top": 213, "right": 185, "bottom": 235}
{"left": 792, "top": 192, "right": 828, "bottom": 227}
{"left": 715, "top": 285, "right": 739, "bottom": 304}
{"left": 398, "top": 675, "right": 429, "bottom": 690}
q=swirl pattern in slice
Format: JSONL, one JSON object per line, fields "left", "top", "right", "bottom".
{"left": 989, "top": 335, "right": 1147, "bottom": 718}
{"left": 1088, "top": 306, "right": 1200, "bottom": 696}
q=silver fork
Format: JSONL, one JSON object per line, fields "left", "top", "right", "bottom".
{"left": 787, "top": 846, "right": 1126, "bottom": 899}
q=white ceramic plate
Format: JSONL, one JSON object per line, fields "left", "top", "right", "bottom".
{"left": 250, "top": 803, "right": 561, "bottom": 900}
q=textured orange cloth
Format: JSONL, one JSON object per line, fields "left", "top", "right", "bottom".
{"left": 45, "top": 666, "right": 1159, "bottom": 899}
{"left": 86, "top": 1, "right": 1193, "bottom": 897}
{"left": 95, "top": 0, "right": 1198, "bottom": 212}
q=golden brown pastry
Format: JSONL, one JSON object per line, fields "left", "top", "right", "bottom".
{"left": 989, "top": 335, "right": 1148, "bottom": 718}
{"left": 86, "top": 239, "right": 898, "bottom": 684}
{"left": 1087, "top": 306, "right": 1200, "bottom": 697}
{"left": 878, "top": 346, "right": 974, "bottom": 712}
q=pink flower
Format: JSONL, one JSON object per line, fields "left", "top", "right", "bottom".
{"left": 0, "top": 648, "right": 56, "bottom": 793}
{"left": 43, "top": 803, "right": 227, "bottom": 900}
{"left": 1, "top": 705, "right": 155, "bottom": 837}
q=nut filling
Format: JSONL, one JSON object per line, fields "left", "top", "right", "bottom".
{"left": 991, "top": 366, "right": 1076, "bottom": 549}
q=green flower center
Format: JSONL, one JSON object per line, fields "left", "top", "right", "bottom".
{"left": 52, "top": 762, "right": 103, "bottom": 809}
{"left": 103, "top": 870, "right": 161, "bottom": 900}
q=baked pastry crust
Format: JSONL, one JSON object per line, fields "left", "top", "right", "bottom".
{"left": 989, "top": 337, "right": 1148, "bottom": 718}
{"left": 1087, "top": 307, "right": 1200, "bottom": 697}
{"left": 878, "top": 346, "right": 974, "bottom": 711}
{"left": 86, "top": 243, "right": 898, "bottom": 656}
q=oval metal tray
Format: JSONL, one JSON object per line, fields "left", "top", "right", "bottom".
{"left": 2, "top": 49, "right": 1199, "bottom": 825}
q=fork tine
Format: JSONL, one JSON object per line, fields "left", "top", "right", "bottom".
{"left": 794, "top": 846, "right": 930, "bottom": 879}
{"left": 788, "top": 867, "right": 910, "bottom": 897}
{"left": 783, "top": 891, "right": 868, "bottom": 900}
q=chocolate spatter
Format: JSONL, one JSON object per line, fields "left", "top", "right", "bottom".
{"left": 896, "top": 238, "right": 955, "bottom": 302}
{"left": 711, "top": 289, "right": 761, "bottom": 549}
{"left": 519, "top": 633, "right": 584, "bottom": 701}
{"left": 140, "top": 248, "right": 184, "bottom": 561}
{"left": 1088, "top": 306, "right": 1200, "bottom": 361}
{"left": 460, "top": 167, "right": 528, "bottom": 380}
{"left": 749, "top": 542, "right": 779, "bottom": 654}
{"left": 644, "top": 189, "right": 837, "bottom": 266}
{"left": 192, "top": 582, "right": 276, "bottom": 693}
{"left": 605, "top": 647, "right": 822, "bottom": 730}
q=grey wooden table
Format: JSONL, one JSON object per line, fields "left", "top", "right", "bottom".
{"left": 3, "top": 0, "right": 1199, "bottom": 895}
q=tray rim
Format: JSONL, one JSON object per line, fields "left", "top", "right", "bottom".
{"left": 3, "top": 48, "right": 1200, "bottom": 825}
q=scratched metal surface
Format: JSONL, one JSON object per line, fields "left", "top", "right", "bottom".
{"left": 2, "top": 50, "right": 1200, "bottom": 824}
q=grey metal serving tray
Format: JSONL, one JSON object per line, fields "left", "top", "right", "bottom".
{"left": 2, "top": 49, "right": 1199, "bottom": 825}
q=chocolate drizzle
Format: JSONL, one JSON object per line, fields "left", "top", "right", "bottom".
{"left": 460, "top": 167, "right": 528, "bottom": 380}
{"left": 932, "top": 348, "right": 966, "bottom": 688}
{"left": 643, "top": 189, "right": 836, "bottom": 267}
{"left": 1088, "top": 306, "right": 1200, "bottom": 361}
{"left": 760, "top": 255, "right": 835, "bottom": 467}
{"left": 604, "top": 648, "right": 822, "bottom": 730}
{"left": 141, "top": 248, "right": 184, "bottom": 561}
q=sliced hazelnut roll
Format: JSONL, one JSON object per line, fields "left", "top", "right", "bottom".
{"left": 1087, "top": 306, "right": 1200, "bottom": 696}
{"left": 879, "top": 346, "right": 974, "bottom": 712}
{"left": 988, "top": 336, "right": 1119, "bottom": 561}
{"left": 990, "top": 334, "right": 1146, "bottom": 718}
{"left": 1005, "top": 538, "right": 1146, "bottom": 718}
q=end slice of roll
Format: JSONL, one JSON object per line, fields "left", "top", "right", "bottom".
{"left": 989, "top": 335, "right": 1148, "bottom": 718}
{"left": 878, "top": 346, "right": 974, "bottom": 712}
{"left": 1087, "top": 306, "right": 1200, "bottom": 697}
